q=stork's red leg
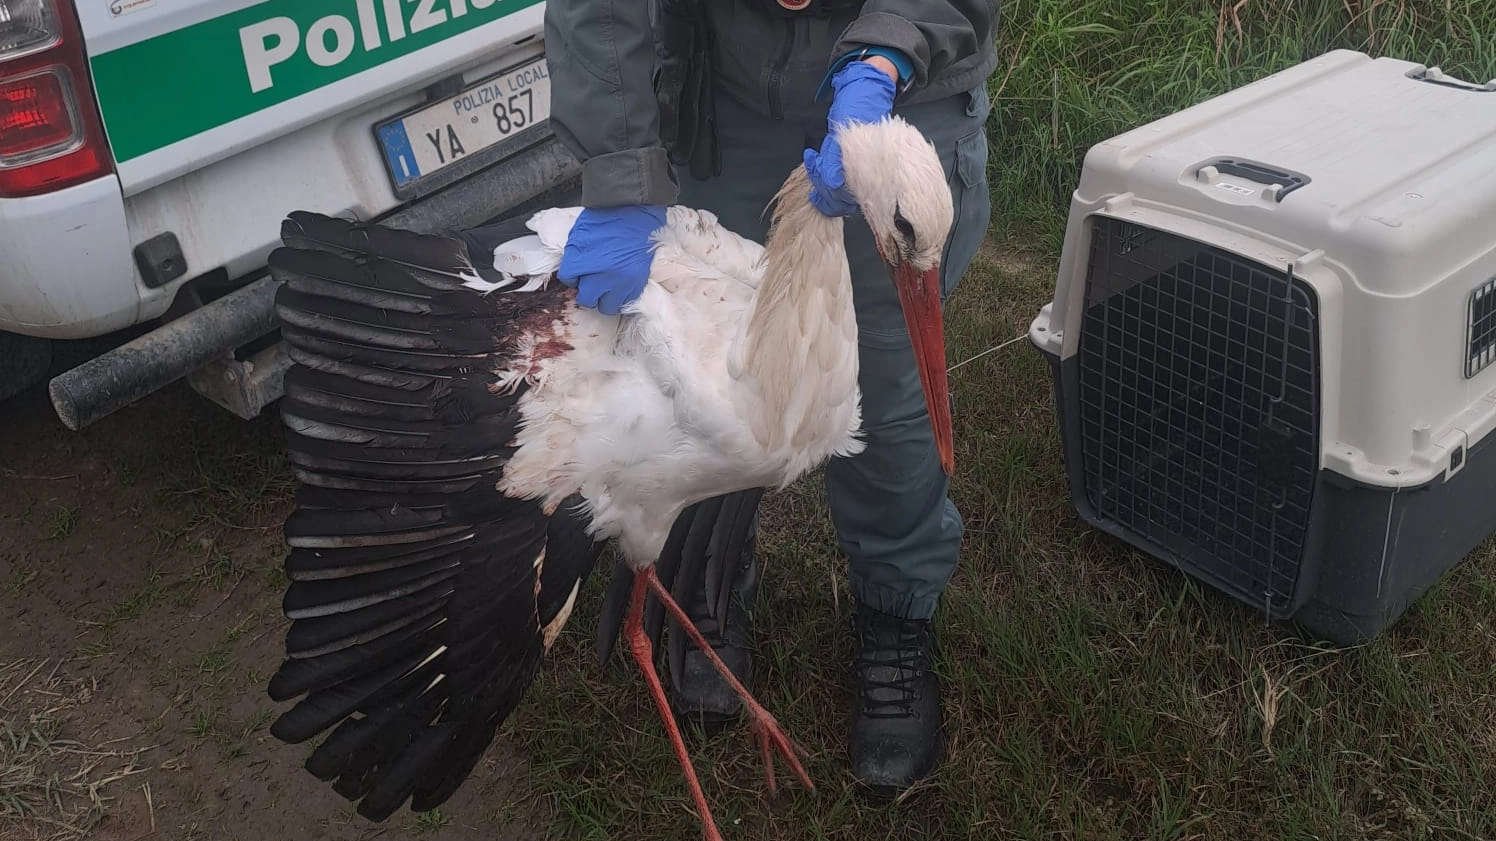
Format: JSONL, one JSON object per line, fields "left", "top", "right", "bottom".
{"left": 626, "top": 569, "right": 724, "bottom": 841}
{"left": 644, "top": 573, "right": 814, "bottom": 793}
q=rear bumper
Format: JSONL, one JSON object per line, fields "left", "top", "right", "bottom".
{"left": 0, "top": 176, "right": 137, "bottom": 340}
{"left": 47, "top": 132, "right": 581, "bottom": 430}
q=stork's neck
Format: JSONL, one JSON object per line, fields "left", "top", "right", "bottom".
{"left": 735, "top": 166, "right": 861, "bottom": 451}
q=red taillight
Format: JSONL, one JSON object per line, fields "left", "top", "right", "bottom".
{"left": 0, "top": 1, "right": 113, "bottom": 197}
{"left": 1, "top": 68, "right": 79, "bottom": 158}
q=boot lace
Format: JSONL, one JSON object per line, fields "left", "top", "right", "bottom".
{"left": 856, "top": 614, "right": 930, "bottom": 719}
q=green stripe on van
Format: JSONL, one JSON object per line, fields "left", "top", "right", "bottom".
{"left": 90, "top": 0, "right": 542, "bottom": 162}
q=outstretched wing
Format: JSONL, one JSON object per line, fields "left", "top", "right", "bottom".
{"left": 266, "top": 211, "right": 602, "bottom": 821}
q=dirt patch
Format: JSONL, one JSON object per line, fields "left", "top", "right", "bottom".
{"left": 0, "top": 384, "right": 547, "bottom": 841}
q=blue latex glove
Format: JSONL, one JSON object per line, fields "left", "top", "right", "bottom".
{"left": 557, "top": 205, "right": 667, "bottom": 315}
{"left": 803, "top": 60, "right": 898, "bottom": 217}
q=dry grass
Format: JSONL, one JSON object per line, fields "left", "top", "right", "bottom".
{"left": 0, "top": 659, "right": 156, "bottom": 841}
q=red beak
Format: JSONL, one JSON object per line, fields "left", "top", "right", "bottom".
{"left": 891, "top": 260, "right": 954, "bottom": 475}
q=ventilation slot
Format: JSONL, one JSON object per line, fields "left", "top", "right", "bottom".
{"left": 1465, "top": 277, "right": 1496, "bottom": 378}
{"left": 1074, "top": 216, "right": 1321, "bottom": 616}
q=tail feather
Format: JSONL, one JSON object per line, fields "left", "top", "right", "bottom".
{"left": 266, "top": 210, "right": 602, "bottom": 822}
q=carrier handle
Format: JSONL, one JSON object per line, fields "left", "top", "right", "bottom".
{"left": 1195, "top": 157, "right": 1311, "bottom": 202}
{"left": 1407, "top": 66, "right": 1496, "bottom": 93}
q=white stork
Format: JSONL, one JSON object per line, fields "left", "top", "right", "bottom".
{"left": 263, "top": 113, "right": 955, "bottom": 840}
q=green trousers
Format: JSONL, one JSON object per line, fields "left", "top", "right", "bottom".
{"left": 675, "top": 84, "right": 992, "bottom": 620}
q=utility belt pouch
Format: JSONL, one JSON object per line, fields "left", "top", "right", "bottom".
{"left": 655, "top": 0, "right": 721, "bottom": 179}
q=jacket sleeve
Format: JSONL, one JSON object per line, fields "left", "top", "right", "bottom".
{"left": 543, "top": 0, "right": 678, "bottom": 208}
{"left": 832, "top": 0, "right": 1001, "bottom": 90}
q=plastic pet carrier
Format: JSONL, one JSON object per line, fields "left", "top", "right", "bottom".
{"left": 1027, "top": 50, "right": 1496, "bottom": 644}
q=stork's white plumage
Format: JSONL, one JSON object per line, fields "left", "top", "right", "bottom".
{"left": 264, "top": 115, "right": 955, "bottom": 839}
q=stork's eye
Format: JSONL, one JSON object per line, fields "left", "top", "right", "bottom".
{"left": 893, "top": 205, "right": 915, "bottom": 244}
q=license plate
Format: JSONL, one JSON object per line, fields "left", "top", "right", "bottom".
{"left": 375, "top": 57, "right": 550, "bottom": 191}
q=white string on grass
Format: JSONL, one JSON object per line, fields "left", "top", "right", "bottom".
{"left": 947, "top": 333, "right": 1028, "bottom": 373}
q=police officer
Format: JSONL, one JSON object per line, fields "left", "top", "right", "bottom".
{"left": 543, "top": 0, "right": 999, "bottom": 797}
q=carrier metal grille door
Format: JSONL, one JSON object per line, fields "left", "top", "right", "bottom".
{"left": 1075, "top": 216, "right": 1320, "bottom": 615}
{"left": 1466, "top": 276, "right": 1496, "bottom": 378}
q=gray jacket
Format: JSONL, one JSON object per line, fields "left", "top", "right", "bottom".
{"left": 543, "top": 0, "right": 1001, "bottom": 209}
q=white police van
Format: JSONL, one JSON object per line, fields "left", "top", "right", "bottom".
{"left": 0, "top": 0, "right": 575, "bottom": 426}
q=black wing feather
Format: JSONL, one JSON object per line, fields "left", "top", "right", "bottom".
{"left": 267, "top": 618, "right": 437, "bottom": 702}
{"left": 655, "top": 494, "right": 723, "bottom": 666}
{"left": 704, "top": 488, "right": 766, "bottom": 625}
{"left": 280, "top": 211, "right": 485, "bottom": 289}
{"left": 284, "top": 533, "right": 478, "bottom": 581}
{"left": 593, "top": 556, "right": 637, "bottom": 668}
{"left": 538, "top": 495, "right": 604, "bottom": 635}
{"left": 664, "top": 490, "right": 763, "bottom": 689}
{"left": 266, "top": 210, "right": 602, "bottom": 822}
{"left": 592, "top": 488, "right": 767, "bottom": 690}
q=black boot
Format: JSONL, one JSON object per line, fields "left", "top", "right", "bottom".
{"left": 668, "top": 527, "right": 760, "bottom": 733}
{"left": 849, "top": 602, "right": 943, "bottom": 798}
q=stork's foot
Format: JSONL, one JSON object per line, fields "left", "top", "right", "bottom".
{"left": 747, "top": 701, "right": 812, "bottom": 794}
{"left": 645, "top": 573, "right": 815, "bottom": 794}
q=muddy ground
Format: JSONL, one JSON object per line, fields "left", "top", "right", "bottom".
{"left": 1, "top": 382, "right": 548, "bottom": 841}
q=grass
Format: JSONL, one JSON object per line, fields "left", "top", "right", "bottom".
{"left": 4, "top": 570, "right": 39, "bottom": 597}
{"left": 986, "top": 0, "right": 1496, "bottom": 255}
{"left": 43, "top": 507, "right": 77, "bottom": 541}
{"left": 73, "top": 404, "right": 288, "bottom": 659}
{"left": 409, "top": 809, "right": 455, "bottom": 834}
